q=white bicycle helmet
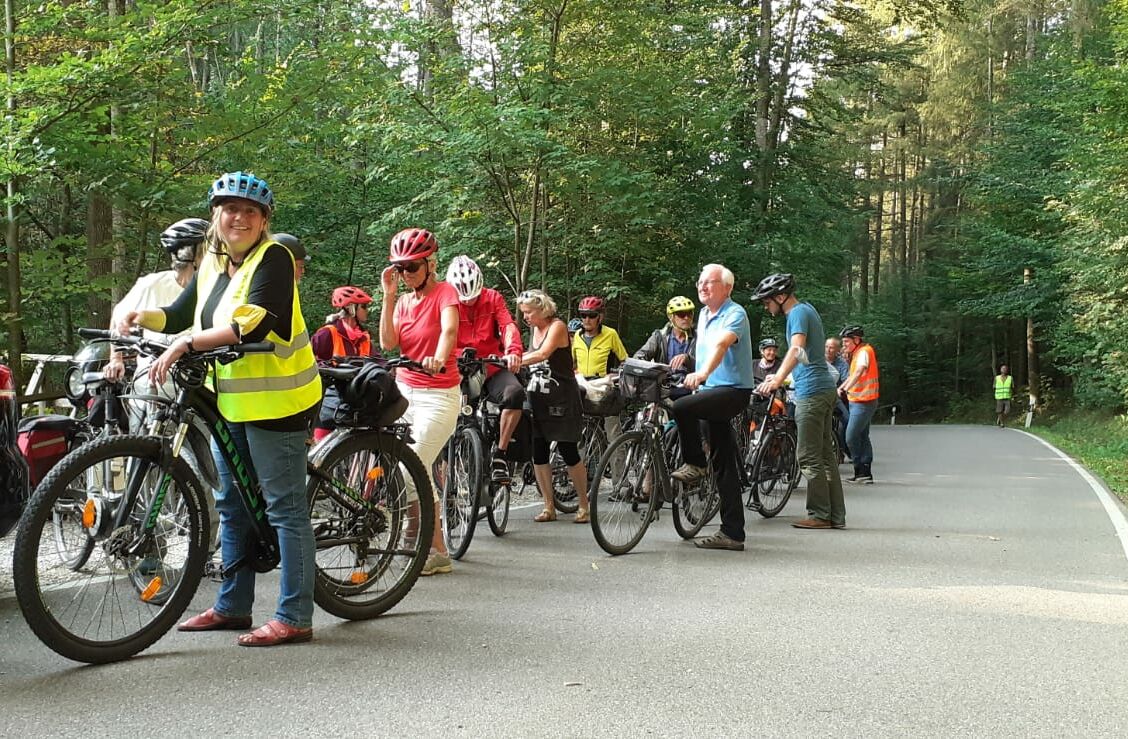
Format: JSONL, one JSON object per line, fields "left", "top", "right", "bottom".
{"left": 446, "top": 254, "right": 484, "bottom": 302}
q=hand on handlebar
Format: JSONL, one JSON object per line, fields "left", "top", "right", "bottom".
{"left": 420, "top": 355, "right": 444, "bottom": 374}
{"left": 504, "top": 353, "right": 521, "bottom": 374}
{"left": 684, "top": 371, "right": 707, "bottom": 391}
{"left": 115, "top": 311, "right": 141, "bottom": 339}
{"left": 149, "top": 336, "right": 189, "bottom": 386}
{"left": 103, "top": 355, "right": 126, "bottom": 382}
{"left": 669, "top": 353, "right": 688, "bottom": 371}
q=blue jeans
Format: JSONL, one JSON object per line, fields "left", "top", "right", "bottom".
{"left": 210, "top": 422, "right": 315, "bottom": 628}
{"left": 846, "top": 399, "right": 877, "bottom": 467}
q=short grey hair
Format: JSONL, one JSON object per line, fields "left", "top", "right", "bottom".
{"left": 701, "top": 263, "right": 735, "bottom": 287}
{"left": 516, "top": 289, "right": 558, "bottom": 318}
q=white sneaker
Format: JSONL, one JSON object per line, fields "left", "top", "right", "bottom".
{"left": 671, "top": 463, "right": 707, "bottom": 484}
{"left": 421, "top": 551, "right": 453, "bottom": 576}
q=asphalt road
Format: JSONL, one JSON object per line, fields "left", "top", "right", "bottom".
{"left": 3, "top": 425, "right": 1128, "bottom": 737}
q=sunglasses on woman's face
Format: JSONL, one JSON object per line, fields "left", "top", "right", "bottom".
{"left": 579, "top": 312, "right": 599, "bottom": 319}
{"left": 393, "top": 260, "right": 425, "bottom": 275}
{"left": 673, "top": 311, "right": 693, "bottom": 319}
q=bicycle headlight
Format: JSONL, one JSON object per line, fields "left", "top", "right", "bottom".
{"left": 63, "top": 365, "right": 85, "bottom": 402}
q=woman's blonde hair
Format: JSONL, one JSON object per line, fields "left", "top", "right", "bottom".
{"left": 516, "top": 289, "right": 557, "bottom": 318}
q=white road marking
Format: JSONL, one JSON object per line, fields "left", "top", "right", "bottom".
{"left": 1018, "top": 430, "right": 1128, "bottom": 563}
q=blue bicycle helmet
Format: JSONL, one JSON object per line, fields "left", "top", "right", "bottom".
{"left": 568, "top": 318, "right": 583, "bottom": 333}
{"left": 208, "top": 171, "right": 274, "bottom": 213}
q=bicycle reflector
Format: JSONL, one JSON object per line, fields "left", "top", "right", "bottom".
{"left": 140, "top": 577, "right": 163, "bottom": 603}
{"left": 350, "top": 571, "right": 367, "bottom": 585}
{"left": 366, "top": 466, "right": 384, "bottom": 481}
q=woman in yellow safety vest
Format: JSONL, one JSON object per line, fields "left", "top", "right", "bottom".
{"left": 994, "top": 364, "right": 1013, "bottom": 427}
{"left": 119, "top": 171, "right": 321, "bottom": 648}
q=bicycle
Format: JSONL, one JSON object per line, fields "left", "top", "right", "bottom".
{"left": 13, "top": 332, "right": 433, "bottom": 664}
{"left": 587, "top": 360, "right": 719, "bottom": 555}
{"left": 736, "top": 391, "right": 800, "bottom": 517}
{"left": 434, "top": 348, "right": 516, "bottom": 560}
{"left": 550, "top": 413, "right": 610, "bottom": 513}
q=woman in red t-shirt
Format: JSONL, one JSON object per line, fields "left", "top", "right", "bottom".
{"left": 379, "top": 228, "right": 460, "bottom": 576}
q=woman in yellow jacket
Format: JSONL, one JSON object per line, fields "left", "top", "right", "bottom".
{"left": 118, "top": 172, "right": 321, "bottom": 647}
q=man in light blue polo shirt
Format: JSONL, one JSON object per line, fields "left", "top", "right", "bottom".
{"left": 753, "top": 273, "right": 845, "bottom": 530}
{"left": 670, "top": 263, "right": 756, "bottom": 551}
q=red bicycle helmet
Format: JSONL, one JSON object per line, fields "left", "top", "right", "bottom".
{"left": 578, "top": 296, "right": 605, "bottom": 313}
{"left": 332, "top": 286, "right": 373, "bottom": 309}
{"left": 389, "top": 228, "right": 438, "bottom": 262}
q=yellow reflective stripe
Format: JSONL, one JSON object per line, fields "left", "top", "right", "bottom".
{"left": 216, "top": 364, "right": 320, "bottom": 394}
{"left": 271, "top": 330, "right": 310, "bottom": 360}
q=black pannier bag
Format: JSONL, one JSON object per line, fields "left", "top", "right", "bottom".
{"left": 333, "top": 363, "right": 408, "bottom": 428}
{"left": 618, "top": 358, "right": 669, "bottom": 404}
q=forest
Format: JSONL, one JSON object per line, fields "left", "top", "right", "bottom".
{"left": 3, "top": 0, "right": 1126, "bottom": 420}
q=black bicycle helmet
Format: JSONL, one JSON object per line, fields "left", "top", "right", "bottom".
{"left": 840, "top": 325, "right": 864, "bottom": 339}
{"left": 758, "top": 337, "right": 779, "bottom": 350}
{"left": 751, "top": 273, "right": 796, "bottom": 301}
{"left": 273, "top": 233, "right": 306, "bottom": 261}
{"left": 160, "top": 218, "right": 209, "bottom": 263}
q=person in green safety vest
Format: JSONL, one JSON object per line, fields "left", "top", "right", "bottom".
{"left": 994, "top": 364, "right": 1014, "bottom": 427}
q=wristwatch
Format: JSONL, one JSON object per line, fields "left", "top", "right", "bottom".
{"left": 185, "top": 335, "right": 195, "bottom": 352}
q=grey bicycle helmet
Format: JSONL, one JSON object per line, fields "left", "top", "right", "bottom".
{"left": 751, "top": 273, "right": 796, "bottom": 301}
{"left": 758, "top": 337, "right": 779, "bottom": 350}
{"left": 840, "top": 325, "right": 864, "bottom": 339}
{"left": 273, "top": 233, "right": 306, "bottom": 261}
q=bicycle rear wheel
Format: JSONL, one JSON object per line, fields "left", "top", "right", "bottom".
{"left": 437, "top": 427, "right": 483, "bottom": 559}
{"left": 753, "top": 429, "right": 798, "bottom": 518}
{"left": 13, "top": 435, "right": 208, "bottom": 664}
{"left": 307, "top": 431, "right": 434, "bottom": 620}
{"left": 589, "top": 430, "right": 659, "bottom": 556}
{"left": 668, "top": 428, "right": 719, "bottom": 539}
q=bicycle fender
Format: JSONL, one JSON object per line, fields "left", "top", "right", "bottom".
{"left": 185, "top": 423, "right": 220, "bottom": 491}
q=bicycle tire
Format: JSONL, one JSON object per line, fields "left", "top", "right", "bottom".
{"left": 668, "top": 428, "right": 719, "bottom": 539}
{"left": 486, "top": 480, "right": 511, "bottom": 536}
{"left": 589, "top": 430, "right": 659, "bottom": 556}
{"left": 752, "top": 429, "right": 798, "bottom": 518}
{"left": 13, "top": 435, "right": 208, "bottom": 664}
{"left": 551, "top": 445, "right": 580, "bottom": 513}
{"left": 440, "top": 427, "right": 483, "bottom": 560}
{"left": 307, "top": 431, "right": 434, "bottom": 620}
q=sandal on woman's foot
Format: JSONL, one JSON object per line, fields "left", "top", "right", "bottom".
{"left": 574, "top": 510, "right": 590, "bottom": 524}
{"left": 177, "top": 608, "right": 252, "bottom": 632}
{"left": 237, "top": 619, "right": 312, "bottom": 647}
{"left": 534, "top": 508, "right": 557, "bottom": 522}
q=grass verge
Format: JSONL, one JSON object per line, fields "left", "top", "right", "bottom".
{"left": 1024, "top": 411, "right": 1128, "bottom": 502}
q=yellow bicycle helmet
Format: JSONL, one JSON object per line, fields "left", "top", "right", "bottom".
{"left": 666, "top": 295, "right": 696, "bottom": 317}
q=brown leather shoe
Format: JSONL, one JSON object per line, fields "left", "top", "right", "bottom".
{"left": 792, "top": 518, "right": 834, "bottom": 529}
{"left": 177, "top": 608, "right": 253, "bottom": 632}
{"left": 237, "top": 619, "right": 313, "bottom": 647}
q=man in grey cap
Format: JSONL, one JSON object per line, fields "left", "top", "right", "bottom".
{"left": 274, "top": 232, "right": 307, "bottom": 282}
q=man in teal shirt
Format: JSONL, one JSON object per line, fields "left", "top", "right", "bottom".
{"left": 670, "top": 263, "right": 756, "bottom": 551}
{"left": 752, "top": 273, "right": 845, "bottom": 530}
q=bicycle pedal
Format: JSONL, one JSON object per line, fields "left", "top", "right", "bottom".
{"left": 204, "top": 558, "right": 226, "bottom": 582}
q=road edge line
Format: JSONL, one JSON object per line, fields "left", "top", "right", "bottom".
{"left": 1016, "top": 429, "right": 1128, "bottom": 563}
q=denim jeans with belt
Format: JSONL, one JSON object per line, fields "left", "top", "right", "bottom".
{"left": 210, "top": 422, "right": 315, "bottom": 628}
{"left": 794, "top": 389, "right": 845, "bottom": 526}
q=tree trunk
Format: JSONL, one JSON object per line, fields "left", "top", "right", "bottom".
{"left": 873, "top": 130, "right": 886, "bottom": 296}
{"left": 4, "top": 0, "right": 23, "bottom": 383}
{"left": 1024, "top": 267, "right": 1040, "bottom": 409}
{"left": 87, "top": 193, "right": 113, "bottom": 330}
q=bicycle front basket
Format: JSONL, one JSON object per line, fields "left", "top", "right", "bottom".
{"left": 618, "top": 358, "right": 669, "bottom": 404}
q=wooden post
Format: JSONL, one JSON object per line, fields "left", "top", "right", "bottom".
{"left": 1024, "top": 267, "right": 1039, "bottom": 428}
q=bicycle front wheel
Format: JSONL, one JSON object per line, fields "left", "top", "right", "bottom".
{"left": 588, "top": 430, "right": 659, "bottom": 556}
{"left": 13, "top": 435, "right": 208, "bottom": 664}
{"left": 486, "top": 480, "right": 511, "bottom": 536}
{"left": 307, "top": 431, "right": 434, "bottom": 620}
{"left": 438, "top": 427, "right": 483, "bottom": 560}
{"left": 753, "top": 429, "right": 798, "bottom": 518}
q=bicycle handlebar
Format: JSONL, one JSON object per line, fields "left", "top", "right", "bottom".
{"left": 76, "top": 327, "right": 274, "bottom": 363}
